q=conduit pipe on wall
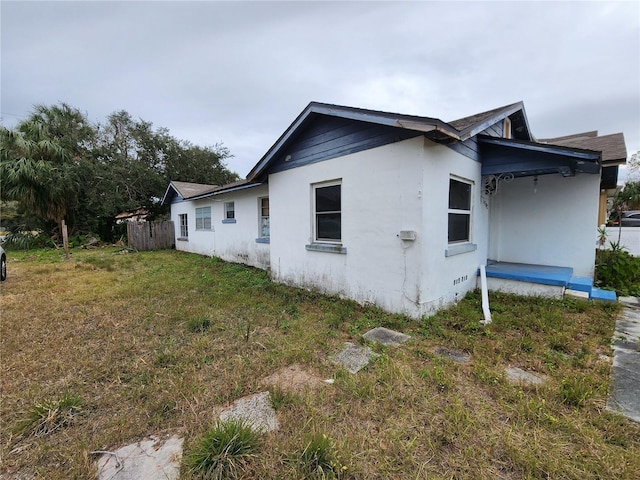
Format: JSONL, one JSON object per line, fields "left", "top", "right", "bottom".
{"left": 480, "top": 264, "right": 492, "bottom": 325}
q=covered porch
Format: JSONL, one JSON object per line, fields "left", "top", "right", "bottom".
{"left": 478, "top": 136, "right": 615, "bottom": 302}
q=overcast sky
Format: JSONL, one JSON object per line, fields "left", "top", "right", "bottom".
{"left": 2, "top": 1, "right": 639, "bottom": 179}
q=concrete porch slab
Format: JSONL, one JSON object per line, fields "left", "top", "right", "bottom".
{"left": 484, "top": 261, "right": 573, "bottom": 287}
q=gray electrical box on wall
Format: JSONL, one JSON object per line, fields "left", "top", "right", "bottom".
{"left": 399, "top": 230, "right": 417, "bottom": 241}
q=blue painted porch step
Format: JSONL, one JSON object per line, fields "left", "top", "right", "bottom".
{"left": 568, "top": 276, "right": 593, "bottom": 292}
{"left": 484, "top": 261, "right": 573, "bottom": 287}
{"left": 590, "top": 288, "right": 617, "bottom": 302}
{"left": 483, "top": 261, "right": 617, "bottom": 303}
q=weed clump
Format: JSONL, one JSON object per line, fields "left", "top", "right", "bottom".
{"left": 296, "top": 432, "right": 345, "bottom": 478}
{"left": 15, "top": 392, "right": 83, "bottom": 437}
{"left": 187, "top": 316, "right": 212, "bottom": 333}
{"left": 183, "top": 419, "right": 262, "bottom": 479}
{"left": 560, "top": 375, "right": 598, "bottom": 407}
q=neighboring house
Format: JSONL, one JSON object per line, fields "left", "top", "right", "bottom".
{"left": 537, "top": 131, "right": 627, "bottom": 225}
{"left": 163, "top": 101, "right": 627, "bottom": 318}
{"left": 115, "top": 209, "right": 150, "bottom": 224}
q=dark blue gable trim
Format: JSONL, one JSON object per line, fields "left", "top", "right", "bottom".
{"left": 447, "top": 122, "right": 505, "bottom": 162}
{"left": 479, "top": 136, "right": 601, "bottom": 177}
{"left": 266, "top": 116, "right": 421, "bottom": 174}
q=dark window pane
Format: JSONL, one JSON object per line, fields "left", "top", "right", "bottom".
{"left": 317, "top": 213, "right": 341, "bottom": 240}
{"left": 448, "top": 213, "right": 469, "bottom": 242}
{"left": 449, "top": 180, "right": 471, "bottom": 210}
{"left": 316, "top": 185, "right": 341, "bottom": 212}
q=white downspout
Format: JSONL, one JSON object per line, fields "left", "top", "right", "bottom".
{"left": 480, "top": 264, "right": 492, "bottom": 325}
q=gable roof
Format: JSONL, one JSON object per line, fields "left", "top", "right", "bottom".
{"left": 247, "top": 101, "right": 530, "bottom": 181}
{"left": 169, "top": 181, "right": 221, "bottom": 199}
{"left": 448, "top": 101, "right": 531, "bottom": 140}
{"left": 161, "top": 179, "right": 262, "bottom": 205}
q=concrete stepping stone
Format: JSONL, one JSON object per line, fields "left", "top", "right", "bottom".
{"left": 434, "top": 346, "right": 471, "bottom": 364}
{"left": 363, "top": 327, "right": 411, "bottom": 346}
{"left": 332, "top": 342, "right": 379, "bottom": 374}
{"left": 219, "top": 391, "right": 279, "bottom": 433}
{"left": 505, "top": 366, "right": 546, "bottom": 386}
{"left": 95, "top": 435, "right": 183, "bottom": 480}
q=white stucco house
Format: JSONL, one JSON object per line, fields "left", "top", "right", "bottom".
{"left": 162, "top": 101, "right": 627, "bottom": 318}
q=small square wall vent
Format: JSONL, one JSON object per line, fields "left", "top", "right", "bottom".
{"left": 399, "top": 230, "right": 417, "bottom": 241}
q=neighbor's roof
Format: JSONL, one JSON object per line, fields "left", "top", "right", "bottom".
{"left": 539, "top": 132, "right": 627, "bottom": 165}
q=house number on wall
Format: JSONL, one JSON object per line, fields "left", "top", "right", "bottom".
{"left": 453, "top": 275, "right": 468, "bottom": 286}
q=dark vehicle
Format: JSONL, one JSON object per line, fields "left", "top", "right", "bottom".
{"left": 0, "top": 246, "right": 6, "bottom": 281}
{"left": 612, "top": 211, "right": 640, "bottom": 227}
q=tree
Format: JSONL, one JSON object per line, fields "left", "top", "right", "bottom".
{"left": 0, "top": 104, "right": 93, "bottom": 242}
{"left": 1, "top": 102, "right": 239, "bottom": 243}
{"left": 614, "top": 181, "right": 640, "bottom": 211}
{"left": 627, "top": 151, "right": 639, "bottom": 181}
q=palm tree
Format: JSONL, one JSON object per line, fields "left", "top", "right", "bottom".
{"left": 0, "top": 104, "right": 89, "bottom": 253}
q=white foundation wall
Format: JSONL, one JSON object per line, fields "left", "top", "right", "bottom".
{"left": 488, "top": 173, "right": 600, "bottom": 277}
{"left": 169, "top": 184, "right": 270, "bottom": 269}
{"left": 269, "top": 136, "right": 487, "bottom": 319}
{"left": 418, "top": 138, "right": 489, "bottom": 316}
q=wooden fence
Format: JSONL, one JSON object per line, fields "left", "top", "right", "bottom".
{"left": 127, "top": 221, "right": 175, "bottom": 251}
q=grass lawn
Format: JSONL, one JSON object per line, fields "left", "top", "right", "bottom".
{"left": 1, "top": 248, "right": 639, "bottom": 479}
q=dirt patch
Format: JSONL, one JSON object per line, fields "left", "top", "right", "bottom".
{"left": 260, "top": 364, "right": 326, "bottom": 393}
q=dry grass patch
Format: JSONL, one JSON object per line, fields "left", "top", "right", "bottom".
{"left": 1, "top": 248, "right": 639, "bottom": 479}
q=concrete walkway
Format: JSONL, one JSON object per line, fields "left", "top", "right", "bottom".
{"left": 606, "top": 297, "right": 640, "bottom": 423}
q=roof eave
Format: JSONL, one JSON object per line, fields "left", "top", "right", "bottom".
{"left": 247, "top": 102, "right": 461, "bottom": 181}
{"left": 161, "top": 182, "right": 182, "bottom": 206}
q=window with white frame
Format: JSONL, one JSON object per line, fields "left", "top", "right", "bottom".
{"left": 259, "top": 197, "right": 269, "bottom": 237}
{"left": 448, "top": 178, "right": 472, "bottom": 243}
{"left": 179, "top": 214, "right": 188, "bottom": 239}
{"left": 313, "top": 181, "right": 341, "bottom": 242}
{"left": 224, "top": 202, "right": 235, "bottom": 220}
{"left": 195, "top": 206, "right": 211, "bottom": 230}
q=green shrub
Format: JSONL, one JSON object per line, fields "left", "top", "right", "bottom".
{"left": 2, "top": 227, "right": 55, "bottom": 251}
{"left": 595, "top": 245, "right": 640, "bottom": 296}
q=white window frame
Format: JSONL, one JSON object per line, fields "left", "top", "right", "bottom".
{"left": 224, "top": 201, "right": 235, "bottom": 220}
{"left": 195, "top": 206, "right": 211, "bottom": 230}
{"left": 259, "top": 197, "right": 269, "bottom": 238}
{"left": 312, "top": 180, "right": 342, "bottom": 244}
{"left": 179, "top": 213, "right": 188, "bottom": 239}
{"left": 448, "top": 177, "right": 472, "bottom": 244}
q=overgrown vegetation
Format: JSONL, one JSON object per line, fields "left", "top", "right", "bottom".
{"left": 1, "top": 249, "right": 638, "bottom": 479}
{"left": 0, "top": 103, "right": 238, "bottom": 242}
{"left": 595, "top": 243, "right": 640, "bottom": 296}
